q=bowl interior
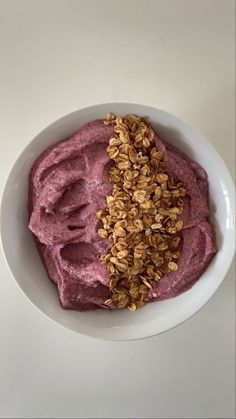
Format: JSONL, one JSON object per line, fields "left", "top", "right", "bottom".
{"left": 0, "top": 103, "right": 235, "bottom": 340}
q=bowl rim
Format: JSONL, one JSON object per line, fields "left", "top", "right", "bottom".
{"left": 0, "top": 102, "right": 235, "bottom": 341}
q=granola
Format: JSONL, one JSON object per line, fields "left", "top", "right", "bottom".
{"left": 97, "top": 114, "right": 186, "bottom": 310}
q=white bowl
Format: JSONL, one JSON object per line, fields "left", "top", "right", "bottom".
{"left": 0, "top": 103, "right": 235, "bottom": 340}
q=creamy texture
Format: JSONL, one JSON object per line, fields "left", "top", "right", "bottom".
{"left": 28, "top": 120, "right": 217, "bottom": 311}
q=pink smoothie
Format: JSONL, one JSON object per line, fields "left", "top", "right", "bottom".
{"left": 28, "top": 120, "right": 217, "bottom": 311}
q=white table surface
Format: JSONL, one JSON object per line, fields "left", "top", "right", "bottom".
{"left": 0, "top": 1, "right": 235, "bottom": 418}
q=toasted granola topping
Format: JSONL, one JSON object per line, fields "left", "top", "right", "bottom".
{"left": 97, "top": 114, "right": 186, "bottom": 310}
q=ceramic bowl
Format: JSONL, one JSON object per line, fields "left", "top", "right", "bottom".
{"left": 0, "top": 103, "right": 235, "bottom": 340}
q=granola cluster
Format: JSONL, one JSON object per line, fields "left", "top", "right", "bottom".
{"left": 97, "top": 113, "right": 185, "bottom": 311}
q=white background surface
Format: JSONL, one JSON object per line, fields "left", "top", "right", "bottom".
{"left": 0, "top": 0, "right": 235, "bottom": 418}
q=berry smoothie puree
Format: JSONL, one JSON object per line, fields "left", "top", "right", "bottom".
{"left": 28, "top": 120, "right": 217, "bottom": 311}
